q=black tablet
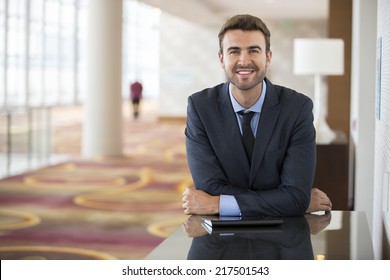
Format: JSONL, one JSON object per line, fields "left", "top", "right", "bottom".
{"left": 202, "top": 216, "right": 283, "bottom": 227}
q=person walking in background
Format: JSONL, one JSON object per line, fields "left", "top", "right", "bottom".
{"left": 130, "top": 80, "right": 143, "bottom": 119}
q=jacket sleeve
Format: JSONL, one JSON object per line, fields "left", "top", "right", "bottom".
{"left": 185, "top": 96, "right": 250, "bottom": 196}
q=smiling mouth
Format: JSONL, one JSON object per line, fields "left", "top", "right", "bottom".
{"left": 236, "top": 68, "right": 256, "bottom": 76}
{"left": 235, "top": 65, "right": 257, "bottom": 75}
{"left": 236, "top": 69, "right": 254, "bottom": 75}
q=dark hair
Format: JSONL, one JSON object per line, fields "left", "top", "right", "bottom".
{"left": 218, "top": 14, "right": 271, "bottom": 54}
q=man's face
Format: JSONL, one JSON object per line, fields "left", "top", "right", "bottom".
{"left": 218, "top": 30, "right": 272, "bottom": 91}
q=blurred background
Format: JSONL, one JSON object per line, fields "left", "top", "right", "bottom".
{"left": 0, "top": 0, "right": 334, "bottom": 173}
{"left": 0, "top": 0, "right": 389, "bottom": 259}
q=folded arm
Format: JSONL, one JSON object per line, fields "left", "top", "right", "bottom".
{"left": 183, "top": 95, "right": 331, "bottom": 216}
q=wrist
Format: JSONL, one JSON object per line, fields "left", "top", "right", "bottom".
{"left": 213, "top": 195, "right": 221, "bottom": 214}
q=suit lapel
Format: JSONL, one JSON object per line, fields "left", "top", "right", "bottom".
{"left": 217, "top": 83, "right": 251, "bottom": 174}
{"left": 250, "top": 80, "right": 281, "bottom": 184}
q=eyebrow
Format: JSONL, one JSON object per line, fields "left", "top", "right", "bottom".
{"left": 247, "top": 45, "right": 263, "bottom": 51}
{"left": 226, "top": 45, "right": 263, "bottom": 52}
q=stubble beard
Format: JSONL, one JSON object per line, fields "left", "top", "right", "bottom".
{"left": 225, "top": 66, "right": 267, "bottom": 91}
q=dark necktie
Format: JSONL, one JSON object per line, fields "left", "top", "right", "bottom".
{"left": 238, "top": 110, "right": 255, "bottom": 164}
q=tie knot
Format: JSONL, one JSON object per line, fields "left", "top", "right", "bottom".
{"left": 238, "top": 110, "right": 255, "bottom": 124}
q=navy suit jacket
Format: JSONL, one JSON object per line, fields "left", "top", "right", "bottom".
{"left": 185, "top": 78, "right": 316, "bottom": 216}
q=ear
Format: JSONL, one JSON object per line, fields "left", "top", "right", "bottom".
{"left": 266, "top": 50, "right": 272, "bottom": 67}
{"left": 218, "top": 51, "right": 224, "bottom": 68}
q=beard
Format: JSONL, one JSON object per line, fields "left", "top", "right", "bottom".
{"left": 225, "top": 64, "right": 266, "bottom": 91}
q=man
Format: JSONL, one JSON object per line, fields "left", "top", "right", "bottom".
{"left": 130, "top": 80, "right": 143, "bottom": 119}
{"left": 182, "top": 14, "right": 332, "bottom": 217}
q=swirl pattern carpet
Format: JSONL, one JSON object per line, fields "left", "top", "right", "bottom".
{"left": 0, "top": 100, "right": 191, "bottom": 259}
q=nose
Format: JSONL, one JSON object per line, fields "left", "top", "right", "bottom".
{"left": 238, "top": 52, "right": 250, "bottom": 67}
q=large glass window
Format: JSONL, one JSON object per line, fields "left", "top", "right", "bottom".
{"left": 29, "top": 0, "right": 44, "bottom": 106}
{"left": 123, "top": 0, "right": 160, "bottom": 99}
{"left": 0, "top": 0, "right": 161, "bottom": 178}
{"left": 7, "top": 0, "right": 27, "bottom": 107}
{"left": 1, "top": 0, "right": 160, "bottom": 108}
{"left": 0, "top": 0, "right": 87, "bottom": 108}
{"left": 75, "top": 0, "right": 87, "bottom": 104}
{"left": 0, "top": 0, "right": 88, "bottom": 178}
{"left": 0, "top": 0, "right": 5, "bottom": 107}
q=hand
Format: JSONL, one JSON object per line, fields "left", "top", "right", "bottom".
{"left": 182, "top": 185, "right": 220, "bottom": 215}
{"left": 182, "top": 215, "right": 208, "bottom": 237}
{"left": 305, "top": 212, "right": 332, "bottom": 234}
{"left": 306, "top": 188, "right": 332, "bottom": 213}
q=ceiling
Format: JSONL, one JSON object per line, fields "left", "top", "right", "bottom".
{"left": 138, "top": 0, "right": 329, "bottom": 28}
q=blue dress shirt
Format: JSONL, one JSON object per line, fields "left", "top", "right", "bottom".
{"left": 219, "top": 80, "right": 267, "bottom": 216}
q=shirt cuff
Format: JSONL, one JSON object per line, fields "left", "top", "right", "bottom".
{"left": 219, "top": 195, "right": 241, "bottom": 216}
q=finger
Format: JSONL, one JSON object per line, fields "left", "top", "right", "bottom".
{"left": 320, "top": 197, "right": 331, "bottom": 205}
{"left": 184, "top": 208, "right": 192, "bottom": 215}
{"left": 183, "top": 186, "right": 196, "bottom": 197}
{"left": 321, "top": 197, "right": 332, "bottom": 206}
{"left": 182, "top": 222, "right": 189, "bottom": 231}
{"left": 320, "top": 200, "right": 332, "bottom": 209}
{"left": 321, "top": 204, "right": 332, "bottom": 212}
{"left": 313, "top": 188, "right": 326, "bottom": 196}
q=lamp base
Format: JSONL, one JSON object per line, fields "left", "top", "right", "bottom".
{"left": 315, "top": 119, "right": 336, "bottom": 144}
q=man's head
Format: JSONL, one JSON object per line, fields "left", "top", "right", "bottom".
{"left": 218, "top": 14, "right": 271, "bottom": 55}
{"left": 217, "top": 14, "right": 272, "bottom": 93}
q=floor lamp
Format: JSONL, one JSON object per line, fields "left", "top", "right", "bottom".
{"left": 293, "top": 38, "right": 344, "bottom": 144}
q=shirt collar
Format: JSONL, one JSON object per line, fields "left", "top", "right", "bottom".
{"left": 229, "top": 80, "right": 267, "bottom": 114}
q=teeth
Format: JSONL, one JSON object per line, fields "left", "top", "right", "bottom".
{"left": 237, "top": 70, "right": 252, "bottom": 74}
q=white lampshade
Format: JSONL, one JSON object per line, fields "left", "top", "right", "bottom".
{"left": 294, "top": 38, "right": 344, "bottom": 75}
{"left": 293, "top": 38, "right": 345, "bottom": 144}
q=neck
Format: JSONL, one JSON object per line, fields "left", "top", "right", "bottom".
{"left": 231, "top": 83, "right": 262, "bottom": 109}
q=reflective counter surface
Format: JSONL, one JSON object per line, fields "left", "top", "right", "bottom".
{"left": 145, "top": 211, "right": 374, "bottom": 260}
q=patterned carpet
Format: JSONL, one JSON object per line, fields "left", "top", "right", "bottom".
{"left": 0, "top": 100, "right": 191, "bottom": 260}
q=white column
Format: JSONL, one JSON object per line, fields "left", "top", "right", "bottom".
{"left": 350, "top": 0, "right": 376, "bottom": 228}
{"left": 83, "top": 0, "right": 123, "bottom": 157}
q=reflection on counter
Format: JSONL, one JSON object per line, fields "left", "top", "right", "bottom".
{"left": 185, "top": 215, "right": 314, "bottom": 260}
{"left": 145, "top": 211, "right": 374, "bottom": 260}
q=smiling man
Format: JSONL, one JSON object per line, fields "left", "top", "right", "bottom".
{"left": 182, "top": 14, "right": 332, "bottom": 217}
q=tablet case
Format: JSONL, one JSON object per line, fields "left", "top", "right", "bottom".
{"left": 202, "top": 216, "right": 283, "bottom": 227}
